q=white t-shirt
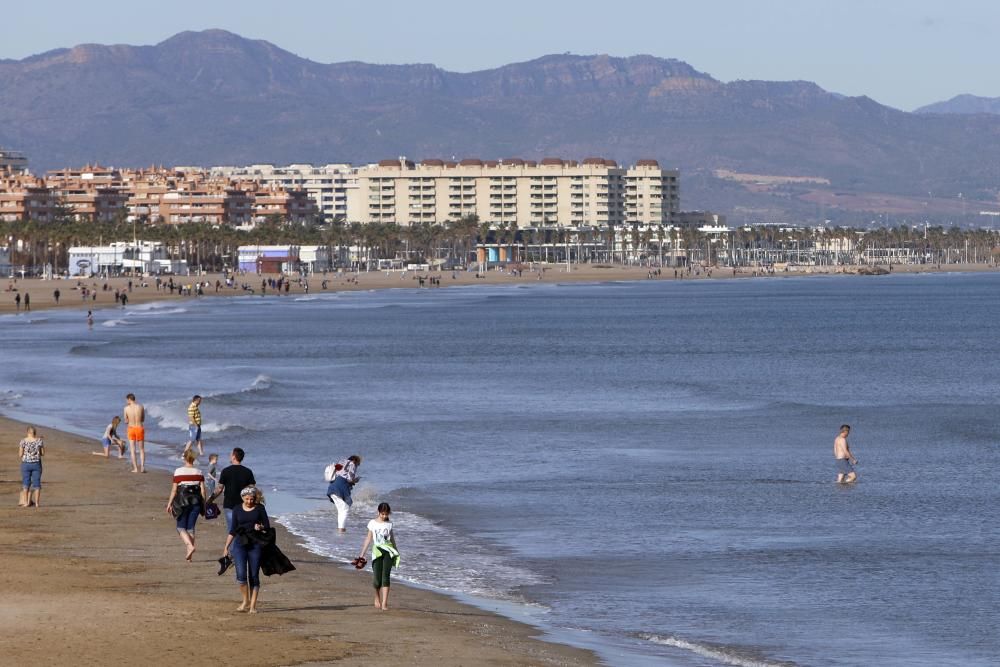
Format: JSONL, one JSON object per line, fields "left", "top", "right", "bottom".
{"left": 367, "top": 519, "right": 393, "bottom": 549}
{"left": 172, "top": 465, "right": 204, "bottom": 487}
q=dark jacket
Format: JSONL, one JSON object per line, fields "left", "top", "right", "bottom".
{"left": 234, "top": 527, "right": 296, "bottom": 576}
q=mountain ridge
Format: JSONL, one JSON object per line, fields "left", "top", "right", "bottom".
{"left": 2, "top": 29, "right": 999, "bottom": 222}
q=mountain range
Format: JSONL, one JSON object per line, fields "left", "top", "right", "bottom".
{"left": 915, "top": 94, "right": 1000, "bottom": 115}
{"left": 1, "top": 29, "right": 999, "bottom": 224}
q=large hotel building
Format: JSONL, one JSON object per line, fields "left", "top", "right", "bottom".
{"left": 346, "top": 157, "right": 679, "bottom": 227}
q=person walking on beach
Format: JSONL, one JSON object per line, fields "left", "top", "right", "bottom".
{"left": 208, "top": 447, "right": 256, "bottom": 535}
{"left": 92, "top": 415, "right": 126, "bottom": 458}
{"left": 327, "top": 455, "right": 362, "bottom": 533}
{"left": 834, "top": 424, "right": 859, "bottom": 484}
{"left": 14, "top": 292, "right": 20, "bottom": 311}
{"left": 23, "top": 292, "right": 29, "bottom": 311}
{"left": 357, "top": 502, "right": 399, "bottom": 610}
{"left": 223, "top": 486, "right": 269, "bottom": 613}
{"left": 53, "top": 288, "right": 60, "bottom": 304}
{"left": 165, "top": 449, "right": 207, "bottom": 561}
{"left": 205, "top": 453, "right": 220, "bottom": 498}
{"left": 124, "top": 393, "right": 146, "bottom": 473}
{"left": 184, "top": 395, "right": 203, "bottom": 456}
{"left": 18, "top": 426, "right": 44, "bottom": 508}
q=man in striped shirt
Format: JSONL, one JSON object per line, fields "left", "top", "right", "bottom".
{"left": 184, "top": 395, "right": 203, "bottom": 456}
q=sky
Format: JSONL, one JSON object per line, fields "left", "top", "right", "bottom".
{"left": 1, "top": 0, "right": 997, "bottom": 111}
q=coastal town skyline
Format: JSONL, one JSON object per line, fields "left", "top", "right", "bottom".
{"left": 2, "top": 0, "right": 998, "bottom": 112}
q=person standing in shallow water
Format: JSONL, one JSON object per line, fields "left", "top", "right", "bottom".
{"left": 834, "top": 424, "right": 859, "bottom": 484}
{"left": 327, "top": 455, "right": 362, "bottom": 533}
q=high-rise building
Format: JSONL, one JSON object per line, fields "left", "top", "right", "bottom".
{"left": 345, "top": 157, "right": 678, "bottom": 227}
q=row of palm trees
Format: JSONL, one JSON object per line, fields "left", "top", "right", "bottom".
{"left": 1, "top": 216, "right": 998, "bottom": 273}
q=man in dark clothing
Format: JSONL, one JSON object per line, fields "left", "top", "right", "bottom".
{"left": 209, "top": 447, "right": 256, "bottom": 535}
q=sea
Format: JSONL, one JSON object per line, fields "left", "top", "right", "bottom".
{"left": 1, "top": 272, "right": 998, "bottom": 666}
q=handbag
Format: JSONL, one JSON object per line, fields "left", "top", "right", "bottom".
{"left": 204, "top": 502, "right": 221, "bottom": 520}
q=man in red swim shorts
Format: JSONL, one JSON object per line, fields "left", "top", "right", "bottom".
{"left": 124, "top": 393, "right": 146, "bottom": 473}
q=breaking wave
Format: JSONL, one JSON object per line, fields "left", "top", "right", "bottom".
{"left": 640, "top": 633, "right": 796, "bottom": 667}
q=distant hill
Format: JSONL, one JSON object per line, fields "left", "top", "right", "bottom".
{"left": 2, "top": 29, "right": 999, "bottom": 223}
{"left": 915, "top": 94, "right": 1000, "bottom": 115}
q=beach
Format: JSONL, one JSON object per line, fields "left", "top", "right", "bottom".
{"left": 3, "top": 270, "right": 1000, "bottom": 665}
{"left": 0, "top": 415, "right": 596, "bottom": 666}
{"left": 2, "top": 261, "right": 997, "bottom": 315}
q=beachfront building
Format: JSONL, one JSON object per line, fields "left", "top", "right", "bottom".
{"left": 239, "top": 245, "right": 294, "bottom": 273}
{"left": 0, "top": 148, "right": 29, "bottom": 174}
{"left": 677, "top": 211, "right": 728, "bottom": 229}
{"left": 344, "top": 157, "right": 679, "bottom": 227}
{"left": 0, "top": 174, "right": 59, "bottom": 222}
{"left": 250, "top": 187, "right": 318, "bottom": 225}
{"left": 68, "top": 241, "right": 185, "bottom": 276}
{"left": 158, "top": 185, "right": 254, "bottom": 225}
{"left": 211, "top": 164, "right": 354, "bottom": 223}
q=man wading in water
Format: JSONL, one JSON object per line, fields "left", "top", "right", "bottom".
{"left": 834, "top": 424, "right": 859, "bottom": 484}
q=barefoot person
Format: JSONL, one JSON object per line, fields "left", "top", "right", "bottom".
{"left": 165, "top": 450, "right": 207, "bottom": 561}
{"left": 123, "top": 393, "right": 146, "bottom": 472}
{"left": 326, "top": 455, "right": 362, "bottom": 533}
{"left": 834, "top": 424, "right": 859, "bottom": 484}
{"left": 184, "top": 395, "right": 203, "bottom": 456}
{"left": 223, "top": 486, "right": 269, "bottom": 614}
{"left": 18, "top": 426, "right": 44, "bottom": 508}
{"left": 357, "top": 502, "right": 400, "bottom": 611}
{"left": 92, "top": 416, "right": 126, "bottom": 458}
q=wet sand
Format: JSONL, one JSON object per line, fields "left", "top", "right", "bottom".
{"left": 0, "top": 416, "right": 596, "bottom": 666}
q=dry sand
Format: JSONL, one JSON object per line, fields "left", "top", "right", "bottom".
{"left": 0, "top": 416, "right": 596, "bottom": 666}
{"left": 2, "top": 261, "right": 997, "bottom": 316}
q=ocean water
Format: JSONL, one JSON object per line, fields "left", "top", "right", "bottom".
{"left": 1, "top": 273, "right": 998, "bottom": 666}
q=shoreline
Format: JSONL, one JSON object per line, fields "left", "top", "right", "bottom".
{"left": 2, "top": 261, "right": 998, "bottom": 316}
{"left": 0, "top": 414, "right": 598, "bottom": 666}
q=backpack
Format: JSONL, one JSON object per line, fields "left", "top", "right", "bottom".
{"left": 323, "top": 461, "right": 344, "bottom": 482}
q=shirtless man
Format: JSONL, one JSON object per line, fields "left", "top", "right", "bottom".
{"left": 124, "top": 393, "right": 146, "bottom": 472}
{"left": 834, "top": 424, "right": 858, "bottom": 484}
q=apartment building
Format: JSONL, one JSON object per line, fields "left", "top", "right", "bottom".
{"left": 345, "top": 157, "right": 679, "bottom": 227}
{"left": 158, "top": 184, "right": 254, "bottom": 225}
{"left": 211, "top": 164, "right": 353, "bottom": 222}
{"left": 251, "top": 187, "right": 317, "bottom": 224}
{"left": 0, "top": 174, "right": 59, "bottom": 222}
{"left": 0, "top": 148, "right": 29, "bottom": 174}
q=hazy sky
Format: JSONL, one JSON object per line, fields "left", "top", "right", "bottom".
{"left": 2, "top": 0, "right": 997, "bottom": 111}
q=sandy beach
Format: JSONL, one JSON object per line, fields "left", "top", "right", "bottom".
{"left": 1, "top": 261, "right": 997, "bottom": 316}
{"left": 0, "top": 416, "right": 596, "bottom": 666}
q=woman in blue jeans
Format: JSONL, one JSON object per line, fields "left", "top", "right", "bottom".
{"left": 18, "top": 426, "right": 44, "bottom": 508}
{"left": 165, "top": 449, "right": 206, "bottom": 561}
{"left": 222, "top": 486, "right": 269, "bottom": 613}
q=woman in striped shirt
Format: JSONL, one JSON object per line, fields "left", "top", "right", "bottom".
{"left": 165, "top": 449, "right": 207, "bottom": 561}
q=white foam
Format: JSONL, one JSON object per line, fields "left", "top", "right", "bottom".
{"left": 130, "top": 307, "right": 189, "bottom": 316}
{"left": 278, "top": 498, "right": 549, "bottom": 602}
{"left": 101, "top": 318, "right": 136, "bottom": 328}
{"left": 641, "top": 633, "right": 791, "bottom": 667}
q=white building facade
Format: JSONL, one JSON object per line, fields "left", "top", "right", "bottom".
{"left": 68, "top": 242, "right": 185, "bottom": 276}
{"left": 345, "top": 157, "right": 679, "bottom": 228}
